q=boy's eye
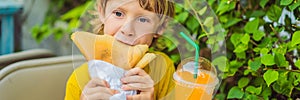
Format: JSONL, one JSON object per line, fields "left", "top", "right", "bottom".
{"left": 138, "top": 17, "right": 150, "bottom": 23}
{"left": 113, "top": 11, "right": 124, "bottom": 17}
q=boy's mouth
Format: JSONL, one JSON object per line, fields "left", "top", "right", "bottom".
{"left": 115, "top": 37, "right": 135, "bottom": 46}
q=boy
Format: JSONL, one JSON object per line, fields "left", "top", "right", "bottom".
{"left": 65, "top": 0, "right": 175, "bottom": 100}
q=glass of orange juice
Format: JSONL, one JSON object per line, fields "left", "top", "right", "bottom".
{"left": 173, "top": 57, "right": 219, "bottom": 100}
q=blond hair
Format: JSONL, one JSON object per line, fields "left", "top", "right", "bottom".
{"left": 90, "top": 0, "right": 175, "bottom": 34}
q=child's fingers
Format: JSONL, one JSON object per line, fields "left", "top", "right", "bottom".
{"left": 127, "top": 95, "right": 142, "bottom": 100}
{"left": 86, "top": 78, "right": 110, "bottom": 88}
{"left": 122, "top": 84, "right": 154, "bottom": 92}
{"left": 126, "top": 93, "right": 153, "bottom": 100}
{"left": 121, "top": 76, "right": 145, "bottom": 83}
{"left": 121, "top": 75, "right": 153, "bottom": 85}
{"left": 124, "top": 67, "right": 147, "bottom": 77}
{"left": 87, "top": 92, "right": 113, "bottom": 100}
{"left": 85, "top": 86, "right": 118, "bottom": 95}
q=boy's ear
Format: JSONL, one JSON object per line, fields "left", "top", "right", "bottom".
{"left": 156, "top": 28, "right": 164, "bottom": 36}
{"left": 155, "top": 23, "right": 166, "bottom": 37}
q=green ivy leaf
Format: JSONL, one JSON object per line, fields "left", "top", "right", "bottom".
{"left": 170, "top": 54, "right": 180, "bottom": 65}
{"left": 175, "top": 12, "right": 189, "bottom": 23}
{"left": 260, "top": 48, "right": 270, "bottom": 54}
{"left": 261, "top": 86, "right": 272, "bottom": 99}
{"left": 263, "top": 70, "right": 279, "bottom": 87}
{"left": 272, "top": 44, "right": 287, "bottom": 55}
{"left": 204, "top": 17, "right": 214, "bottom": 27}
{"left": 272, "top": 80, "right": 294, "bottom": 97}
{"left": 288, "top": 1, "right": 300, "bottom": 11}
{"left": 274, "top": 53, "right": 289, "bottom": 67}
{"left": 174, "top": 4, "right": 183, "bottom": 13}
{"left": 261, "top": 54, "right": 275, "bottom": 66}
{"left": 217, "top": 1, "right": 236, "bottom": 15}
{"left": 253, "top": 77, "right": 265, "bottom": 87}
{"left": 280, "top": 0, "right": 293, "bottom": 6}
{"left": 250, "top": 10, "right": 266, "bottom": 17}
{"left": 244, "top": 18, "right": 259, "bottom": 33}
{"left": 244, "top": 69, "right": 252, "bottom": 76}
{"left": 212, "top": 56, "right": 228, "bottom": 72}
{"left": 245, "top": 94, "right": 259, "bottom": 100}
{"left": 295, "top": 60, "right": 300, "bottom": 69}
{"left": 241, "top": 34, "right": 250, "bottom": 45}
{"left": 253, "top": 30, "right": 265, "bottom": 41}
{"left": 289, "top": 72, "right": 300, "bottom": 86}
{"left": 227, "top": 86, "right": 244, "bottom": 99}
{"left": 234, "top": 44, "right": 248, "bottom": 53}
{"left": 236, "top": 52, "right": 246, "bottom": 59}
{"left": 253, "top": 47, "right": 261, "bottom": 53}
{"left": 198, "top": 6, "right": 207, "bottom": 15}
{"left": 214, "top": 93, "right": 226, "bottom": 100}
{"left": 258, "top": 37, "right": 271, "bottom": 48}
{"left": 230, "top": 60, "right": 244, "bottom": 69}
{"left": 259, "top": 0, "right": 269, "bottom": 8}
{"left": 186, "top": 16, "right": 200, "bottom": 32}
{"left": 246, "top": 86, "right": 262, "bottom": 95}
{"left": 224, "top": 18, "right": 242, "bottom": 28}
{"left": 250, "top": 59, "right": 261, "bottom": 71}
{"left": 230, "top": 33, "right": 243, "bottom": 47}
{"left": 291, "top": 31, "right": 300, "bottom": 47}
{"left": 267, "top": 5, "right": 282, "bottom": 22}
{"left": 238, "top": 77, "right": 250, "bottom": 88}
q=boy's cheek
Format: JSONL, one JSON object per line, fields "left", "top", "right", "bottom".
{"left": 134, "top": 36, "right": 154, "bottom": 46}
{"left": 103, "top": 26, "right": 117, "bottom": 36}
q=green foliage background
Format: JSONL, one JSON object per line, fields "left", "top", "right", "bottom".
{"left": 32, "top": 0, "right": 300, "bottom": 99}
{"left": 206, "top": 0, "right": 300, "bottom": 99}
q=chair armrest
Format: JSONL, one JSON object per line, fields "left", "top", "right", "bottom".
{"left": 0, "top": 49, "right": 55, "bottom": 69}
{"left": 0, "top": 55, "right": 86, "bottom": 100}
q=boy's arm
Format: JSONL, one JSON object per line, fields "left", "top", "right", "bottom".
{"left": 64, "top": 63, "right": 90, "bottom": 100}
{"left": 147, "top": 52, "right": 176, "bottom": 100}
{"left": 65, "top": 72, "right": 81, "bottom": 100}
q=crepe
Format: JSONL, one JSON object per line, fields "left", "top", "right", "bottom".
{"left": 71, "top": 31, "right": 156, "bottom": 70}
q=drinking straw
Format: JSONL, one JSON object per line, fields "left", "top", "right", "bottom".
{"left": 179, "top": 32, "right": 200, "bottom": 79}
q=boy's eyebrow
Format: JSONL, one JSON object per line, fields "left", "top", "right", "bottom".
{"left": 121, "top": 6, "right": 158, "bottom": 17}
{"left": 110, "top": 1, "right": 159, "bottom": 21}
{"left": 116, "top": 7, "right": 127, "bottom": 13}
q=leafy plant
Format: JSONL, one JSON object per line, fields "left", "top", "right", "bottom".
{"left": 162, "top": 0, "right": 300, "bottom": 99}
{"left": 31, "top": 0, "right": 91, "bottom": 43}
{"left": 205, "top": 0, "right": 299, "bottom": 99}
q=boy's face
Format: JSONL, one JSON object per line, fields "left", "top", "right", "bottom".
{"left": 99, "top": 0, "right": 161, "bottom": 46}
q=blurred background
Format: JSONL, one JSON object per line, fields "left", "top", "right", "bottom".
{"left": 1, "top": 0, "right": 82, "bottom": 55}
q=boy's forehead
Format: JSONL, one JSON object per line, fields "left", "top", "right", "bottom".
{"left": 106, "top": 0, "right": 160, "bottom": 19}
{"left": 107, "top": 0, "right": 136, "bottom": 8}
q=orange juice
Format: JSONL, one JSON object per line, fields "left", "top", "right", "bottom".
{"left": 173, "top": 57, "right": 218, "bottom": 100}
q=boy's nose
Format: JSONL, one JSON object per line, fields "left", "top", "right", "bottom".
{"left": 121, "top": 30, "right": 134, "bottom": 36}
{"left": 120, "top": 20, "right": 135, "bottom": 36}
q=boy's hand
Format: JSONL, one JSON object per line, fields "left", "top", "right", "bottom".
{"left": 121, "top": 68, "right": 154, "bottom": 100}
{"left": 81, "top": 78, "right": 119, "bottom": 100}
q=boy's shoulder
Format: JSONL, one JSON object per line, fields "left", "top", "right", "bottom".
{"left": 151, "top": 51, "right": 171, "bottom": 59}
{"left": 150, "top": 51, "right": 174, "bottom": 65}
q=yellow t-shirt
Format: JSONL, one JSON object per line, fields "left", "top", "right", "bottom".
{"left": 64, "top": 52, "right": 175, "bottom": 100}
